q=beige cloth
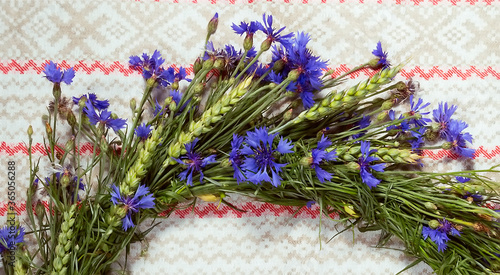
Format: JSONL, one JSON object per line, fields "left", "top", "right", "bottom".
{"left": 1, "top": 1, "right": 499, "bottom": 274}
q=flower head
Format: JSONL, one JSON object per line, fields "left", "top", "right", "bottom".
{"left": 135, "top": 123, "right": 152, "bottom": 140}
{"left": 43, "top": 61, "right": 75, "bottom": 85}
{"left": 229, "top": 134, "right": 246, "bottom": 183}
{"left": 73, "top": 93, "right": 109, "bottom": 110}
{"left": 232, "top": 21, "right": 262, "bottom": 37}
{"left": 433, "top": 102, "right": 458, "bottom": 138}
{"left": 408, "top": 95, "right": 431, "bottom": 127}
{"left": 0, "top": 225, "right": 25, "bottom": 253}
{"left": 129, "top": 50, "right": 173, "bottom": 86}
{"left": 422, "top": 219, "right": 460, "bottom": 252}
{"left": 258, "top": 14, "right": 294, "bottom": 50}
{"left": 84, "top": 100, "right": 127, "bottom": 132}
{"left": 357, "top": 141, "right": 385, "bottom": 189}
{"left": 240, "top": 127, "right": 293, "bottom": 187}
{"left": 110, "top": 184, "right": 155, "bottom": 231}
{"left": 446, "top": 119, "right": 475, "bottom": 158}
{"left": 310, "top": 135, "right": 337, "bottom": 183}
{"left": 371, "top": 41, "right": 390, "bottom": 69}
{"left": 352, "top": 115, "right": 371, "bottom": 140}
{"left": 173, "top": 138, "right": 216, "bottom": 186}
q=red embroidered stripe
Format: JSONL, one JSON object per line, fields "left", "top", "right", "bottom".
{"left": 0, "top": 201, "right": 326, "bottom": 219}
{"left": 1, "top": 60, "right": 499, "bottom": 80}
{"left": 1, "top": 142, "right": 499, "bottom": 160}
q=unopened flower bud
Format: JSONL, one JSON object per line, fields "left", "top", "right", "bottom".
{"left": 45, "top": 122, "right": 52, "bottom": 136}
{"left": 288, "top": 69, "right": 302, "bottom": 82}
{"left": 130, "top": 98, "right": 137, "bottom": 112}
{"left": 207, "top": 12, "right": 218, "bottom": 36}
{"left": 424, "top": 202, "right": 437, "bottom": 211}
{"left": 273, "top": 59, "right": 285, "bottom": 73}
{"left": 194, "top": 83, "right": 205, "bottom": 94}
{"left": 395, "top": 81, "right": 407, "bottom": 91}
{"left": 27, "top": 125, "right": 33, "bottom": 136}
{"left": 260, "top": 38, "right": 272, "bottom": 52}
{"left": 283, "top": 109, "right": 293, "bottom": 121}
{"left": 346, "top": 162, "right": 360, "bottom": 170}
{"left": 381, "top": 100, "right": 393, "bottom": 110}
{"left": 171, "top": 81, "right": 179, "bottom": 91}
{"left": 376, "top": 111, "right": 388, "bottom": 122}
{"left": 194, "top": 58, "right": 203, "bottom": 75}
{"left": 300, "top": 156, "right": 312, "bottom": 167}
{"left": 65, "top": 139, "right": 74, "bottom": 152}
{"left": 368, "top": 58, "right": 382, "bottom": 69}
{"left": 52, "top": 84, "right": 62, "bottom": 99}
{"left": 243, "top": 35, "right": 254, "bottom": 51}
{"left": 78, "top": 97, "right": 87, "bottom": 108}
{"left": 441, "top": 142, "right": 453, "bottom": 150}
{"left": 428, "top": 220, "right": 440, "bottom": 229}
{"left": 203, "top": 59, "right": 214, "bottom": 70}
{"left": 214, "top": 58, "right": 225, "bottom": 70}
{"left": 66, "top": 110, "right": 77, "bottom": 127}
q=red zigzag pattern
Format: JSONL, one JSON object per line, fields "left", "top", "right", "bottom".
{"left": 1, "top": 60, "right": 499, "bottom": 80}
{"left": 2, "top": 142, "right": 500, "bottom": 160}
{"left": 0, "top": 201, "right": 326, "bottom": 219}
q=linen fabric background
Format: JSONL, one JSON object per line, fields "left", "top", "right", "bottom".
{"left": 0, "top": 0, "right": 499, "bottom": 274}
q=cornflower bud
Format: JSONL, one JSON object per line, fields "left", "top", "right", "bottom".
{"left": 66, "top": 110, "right": 77, "bottom": 127}
{"left": 171, "top": 81, "right": 179, "bottom": 91}
{"left": 207, "top": 12, "right": 218, "bottom": 37}
{"left": 428, "top": 220, "right": 440, "bottom": 229}
{"left": 194, "top": 57, "right": 203, "bottom": 75}
{"left": 214, "top": 58, "right": 225, "bottom": 70}
{"left": 45, "top": 122, "right": 52, "bottom": 136}
{"left": 130, "top": 98, "right": 137, "bottom": 112}
{"left": 243, "top": 35, "right": 253, "bottom": 51}
{"left": 27, "top": 125, "right": 33, "bottom": 136}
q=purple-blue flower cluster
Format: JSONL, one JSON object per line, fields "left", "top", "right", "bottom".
{"left": 310, "top": 135, "right": 337, "bottom": 183}
{"left": 371, "top": 41, "right": 390, "bottom": 70}
{"left": 432, "top": 102, "right": 475, "bottom": 158}
{"left": 269, "top": 32, "right": 328, "bottom": 109}
{"left": 173, "top": 138, "right": 216, "bottom": 186}
{"left": 230, "top": 127, "right": 293, "bottom": 187}
{"left": 42, "top": 61, "right": 75, "bottom": 85}
{"left": 422, "top": 219, "right": 460, "bottom": 252}
{"left": 0, "top": 225, "right": 25, "bottom": 253}
{"left": 129, "top": 50, "right": 187, "bottom": 87}
{"left": 357, "top": 141, "right": 385, "bottom": 189}
{"left": 135, "top": 123, "right": 152, "bottom": 140}
{"left": 110, "top": 184, "right": 155, "bottom": 231}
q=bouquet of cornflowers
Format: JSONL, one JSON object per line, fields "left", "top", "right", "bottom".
{"left": 1, "top": 13, "right": 500, "bottom": 274}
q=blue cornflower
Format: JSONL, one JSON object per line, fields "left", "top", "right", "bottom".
{"left": 456, "top": 176, "right": 471, "bottom": 183}
{"left": 310, "top": 135, "right": 337, "bottom": 183}
{"left": 352, "top": 115, "right": 371, "bottom": 140}
{"left": 240, "top": 127, "right": 294, "bottom": 187}
{"left": 446, "top": 119, "right": 475, "bottom": 158}
{"left": 270, "top": 32, "right": 328, "bottom": 109}
{"left": 167, "top": 66, "right": 192, "bottom": 83}
{"left": 371, "top": 41, "right": 390, "bottom": 69}
{"left": 129, "top": 50, "right": 173, "bottom": 86}
{"left": 232, "top": 21, "right": 262, "bottom": 37}
{"left": 110, "top": 184, "right": 155, "bottom": 231}
{"left": 84, "top": 100, "right": 127, "bottom": 132}
{"left": 408, "top": 95, "right": 432, "bottom": 127}
{"left": 357, "top": 141, "right": 385, "bottom": 189}
{"left": 229, "top": 134, "right": 246, "bottom": 183}
{"left": 73, "top": 93, "right": 109, "bottom": 110}
{"left": 422, "top": 219, "right": 460, "bottom": 252}
{"left": 135, "top": 123, "right": 152, "bottom": 140}
{"left": 43, "top": 61, "right": 75, "bottom": 85}
{"left": 306, "top": 200, "right": 316, "bottom": 209}
{"left": 387, "top": 110, "right": 411, "bottom": 135}
{"left": 433, "top": 102, "right": 458, "bottom": 138}
{"left": 258, "top": 13, "right": 294, "bottom": 50}
{"left": 0, "top": 225, "right": 25, "bottom": 253}
{"left": 173, "top": 138, "right": 216, "bottom": 186}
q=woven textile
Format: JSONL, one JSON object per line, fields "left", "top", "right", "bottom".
{"left": 1, "top": 1, "right": 499, "bottom": 274}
